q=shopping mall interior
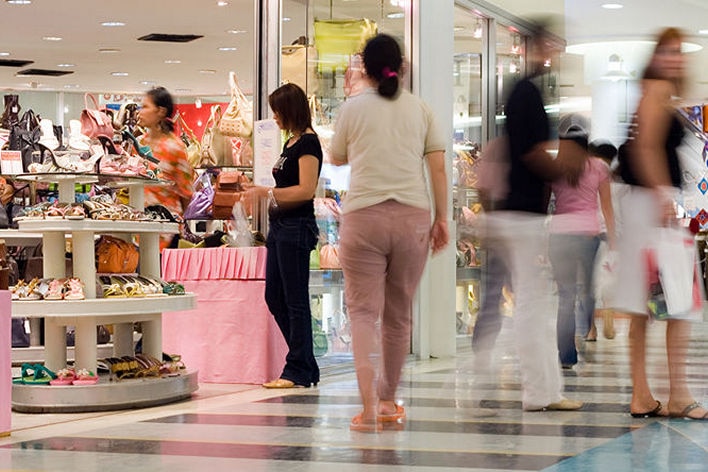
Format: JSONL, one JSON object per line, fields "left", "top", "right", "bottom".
{"left": 1, "top": 1, "right": 707, "bottom": 471}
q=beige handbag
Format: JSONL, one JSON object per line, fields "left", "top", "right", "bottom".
{"left": 281, "top": 43, "right": 319, "bottom": 93}
{"left": 200, "top": 105, "right": 232, "bottom": 167}
{"left": 175, "top": 112, "right": 202, "bottom": 168}
{"left": 218, "top": 72, "right": 253, "bottom": 139}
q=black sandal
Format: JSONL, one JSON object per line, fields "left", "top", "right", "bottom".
{"left": 630, "top": 400, "right": 665, "bottom": 418}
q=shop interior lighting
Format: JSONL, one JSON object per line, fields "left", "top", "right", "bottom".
{"left": 111, "top": 72, "right": 129, "bottom": 77}
{"left": 42, "top": 36, "right": 63, "bottom": 41}
{"left": 699, "top": 29, "right": 708, "bottom": 35}
{"left": 6, "top": 0, "right": 32, "bottom": 5}
{"left": 601, "top": 3, "right": 624, "bottom": 9}
{"left": 0, "top": 52, "right": 10, "bottom": 56}
{"left": 218, "top": 47, "right": 237, "bottom": 51}
{"left": 386, "top": 12, "right": 404, "bottom": 19}
{"left": 57, "top": 63, "right": 74, "bottom": 67}
{"left": 217, "top": 1, "right": 228, "bottom": 6}
{"left": 473, "top": 20, "right": 483, "bottom": 39}
{"left": 164, "top": 59, "right": 181, "bottom": 64}
{"left": 227, "top": 29, "right": 247, "bottom": 34}
{"left": 101, "top": 21, "right": 125, "bottom": 27}
{"left": 99, "top": 48, "right": 121, "bottom": 53}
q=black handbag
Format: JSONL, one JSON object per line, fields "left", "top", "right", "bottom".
{"left": 1, "top": 94, "right": 20, "bottom": 130}
{"left": 9, "top": 110, "right": 43, "bottom": 172}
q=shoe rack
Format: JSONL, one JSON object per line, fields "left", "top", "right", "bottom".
{"left": 11, "top": 172, "right": 198, "bottom": 413}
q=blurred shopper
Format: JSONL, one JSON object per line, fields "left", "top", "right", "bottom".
{"left": 548, "top": 120, "right": 614, "bottom": 369}
{"left": 482, "top": 24, "right": 584, "bottom": 411}
{"left": 330, "top": 34, "right": 449, "bottom": 432}
{"left": 245, "top": 83, "right": 323, "bottom": 389}
{"left": 613, "top": 28, "right": 707, "bottom": 419}
{"left": 588, "top": 140, "right": 620, "bottom": 340}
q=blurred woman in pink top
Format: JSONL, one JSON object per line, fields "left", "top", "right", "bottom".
{"left": 549, "top": 121, "right": 615, "bottom": 368}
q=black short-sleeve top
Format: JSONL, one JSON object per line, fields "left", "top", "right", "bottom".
{"left": 270, "top": 133, "right": 323, "bottom": 220}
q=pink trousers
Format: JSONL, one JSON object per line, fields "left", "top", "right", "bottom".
{"left": 339, "top": 200, "right": 430, "bottom": 405}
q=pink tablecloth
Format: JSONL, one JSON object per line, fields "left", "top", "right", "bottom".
{"left": 161, "top": 247, "right": 287, "bottom": 384}
{"left": 1, "top": 291, "right": 11, "bottom": 435}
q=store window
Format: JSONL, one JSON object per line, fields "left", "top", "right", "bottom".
{"left": 280, "top": 0, "right": 412, "bottom": 361}
{"left": 452, "top": 5, "right": 485, "bottom": 337}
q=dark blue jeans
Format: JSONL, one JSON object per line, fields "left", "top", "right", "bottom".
{"left": 265, "top": 216, "right": 320, "bottom": 386}
{"left": 472, "top": 243, "right": 510, "bottom": 354}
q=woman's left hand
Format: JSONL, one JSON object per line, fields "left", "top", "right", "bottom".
{"left": 430, "top": 219, "right": 449, "bottom": 254}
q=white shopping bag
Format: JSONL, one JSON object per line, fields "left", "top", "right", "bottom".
{"left": 654, "top": 227, "right": 703, "bottom": 320}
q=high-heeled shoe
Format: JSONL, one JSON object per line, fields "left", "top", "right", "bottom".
{"left": 122, "top": 130, "right": 158, "bottom": 163}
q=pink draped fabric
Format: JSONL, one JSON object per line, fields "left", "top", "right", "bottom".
{"left": 161, "top": 248, "right": 287, "bottom": 384}
{"left": 1, "top": 291, "right": 11, "bottom": 434}
{"left": 161, "top": 247, "right": 267, "bottom": 281}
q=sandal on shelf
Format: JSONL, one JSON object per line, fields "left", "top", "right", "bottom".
{"left": 44, "top": 278, "right": 66, "bottom": 300}
{"left": 72, "top": 368, "right": 99, "bottom": 385}
{"left": 44, "top": 202, "right": 69, "bottom": 219}
{"left": 50, "top": 368, "right": 77, "bottom": 386}
{"left": 162, "top": 281, "right": 185, "bottom": 296}
{"left": 350, "top": 413, "right": 382, "bottom": 433}
{"left": 65, "top": 203, "right": 86, "bottom": 220}
{"left": 15, "top": 278, "right": 42, "bottom": 300}
{"left": 13, "top": 363, "right": 56, "bottom": 385}
{"left": 102, "top": 283, "right": 126, "bottom": 298}
{"left": 64, "top": 277, "right": 85, "bottom": 300}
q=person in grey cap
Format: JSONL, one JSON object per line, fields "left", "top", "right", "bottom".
{"left": 548, "top": 120, "right": 615, "bottom": 369}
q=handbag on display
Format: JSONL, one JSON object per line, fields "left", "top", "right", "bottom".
{"left": 1, "top": 94, "right": 20, "bottom": 130}
{"left": 319, "top": 243, "right": 341, "bottom": 269}
{"left": 80, "top": 93, "right": 114, "bottom": 139}
{"left": 309, "top": 95, "right": 333, "bottom": 162}
{"left": 218, "top": 71, "right": 253, "bottom": 139}
{"left": 9, "top": 109, "right": 43, "bottom": 172}
{"left": 183, "top": 172, "right": 214, "bottom": 220}
{"left": 200, "top": 104, "right": 232, "bottom": 167}
{"left": 95, "top": 235, "right": 139, "bottom": 273}
{"left": 211, "top": 170, "right": 250, "bottom": 219}
{"left": 175, "top": 112, "right": 202, "bottom": 168}
{"left": 281, "top": 37, "right": 318, "bottom": 93}
{"left": 38, "top": 118, "right": 60, "bottom": 150}
{"left": 313, "top": 18, "right": 377, "bottom": 73}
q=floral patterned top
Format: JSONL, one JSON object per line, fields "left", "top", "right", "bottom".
{"left": 143, "top": 132, "right": 193, "bottom": 216}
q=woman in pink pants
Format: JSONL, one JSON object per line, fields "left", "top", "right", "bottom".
{"left": 330, "top": 34, "right": 449, "bottom": 432}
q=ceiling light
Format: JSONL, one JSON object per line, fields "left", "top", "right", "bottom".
{"left": 282, "top": 17, "right": 291, "bottom": 22}
{"left": 199, "top": 69, "right": 217, "bottom": 74}
{"left": 453, "top": 26, "right": 465, "bottom": 32}
{"left": 386, "top": 12, "right": 404, "bottom": 19}
{"left": 217, "top": 1, "right": 228, "bottom": 5}
{"left": 57, "top": 63, "right": 74, "bottom": 67}
{"left": 101, "top": 21, "right": 125, "bottom": 27}
{"left": 699, "top": 29, "right": 708, "bottom": 35}
{"left": 139, "top": 80, "right": 155, "bottom": 86}
{"left": 42, "top": 36, "right": 63, "bottom": 41}
{"left": 0, "top": 52, "right": 9, "bottom": 56}
{"left": 175, "top": 88, "right": 192, "bottom": 93}
{"left": 227, "top": 29, "right": 247, "bottom": 34}
{"left": 473, "top": 20, "right": 483, "bottom": 39}
{"left": 601, "top": 3, "right": 624, "bottom": 9}
{"left": 218, "top": 47, "right": 237, "bottom": 51}
{"left": 99, "top": 48, "right": 121, "bottom": 53}
{"left": 6, "top": 0, "right": 31, "bottom": 4}
{"left": 164, "top": 59, "right": 181, "bottom": 64}
{"left": 111, "top": 72, "right": 129, "bottom": 76}
{"left": 64, "top": 84, "right": 80, "bottom": 89}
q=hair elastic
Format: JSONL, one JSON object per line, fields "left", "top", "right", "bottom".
{"left": 382, "top": 67, "right": 398, "bottom": 79}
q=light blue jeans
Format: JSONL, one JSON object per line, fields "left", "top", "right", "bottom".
{"left": 549, "top": 233, "right": 600, "bottom": 366}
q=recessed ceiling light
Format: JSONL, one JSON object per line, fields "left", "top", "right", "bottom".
{"left": 601, "top": 3, "right": 624, "bottom": 9}
{"left": 386, "top": 12, "right": 404, "bottom": 19}
{"left": 139, "top": 80, "right": 156, "bottom": 86}
{"left": 42, "top": 36, "right": 63, "bottom": 41}
{"left": 57, "top": 63, "right": 74, "bottom": 67}
{"left": 699, "top": 29, "right": 708, "bottom": 35}
{"left": 217, "top": 1, "right": 228, "bottom": 5}
{"left": 199, "top": 69, "right": 217, "bottom": 74}
{"left": 218, "top": 47, "right": 237, "bottom": 51}
{"left": 0, "top": 52, "right": 9, "bottom": 56}
{"left": 64, "top": 84, "right": 80, "bottom": 89}
{"left": 282, "top": 17, "right": 291, "bottom": 22}
{"left": 175, "top": 88, "right": 192, "bottom": 93}
{"left": 101, "top": 21, "right": 125, "bottom": 27}
{"left": 99, "top": 48, "right": 121, "bottom": 53}
{"left": 7, "top": 0, "right": 31, "bottom": 4}
{"left": 111, "top": 72, "right": 129, "bottom": 77}
{"left": 164, "top": 59, "right": 181, "bottom": 64}
{"left": 227, "top": 29, "right": 247, "bottom": 34}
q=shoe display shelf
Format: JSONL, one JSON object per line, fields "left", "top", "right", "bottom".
{"left": 10, "top": 173, "right": 198, "bottom": 413}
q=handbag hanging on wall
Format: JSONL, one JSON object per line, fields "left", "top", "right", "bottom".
{"left": 175, "top": 112, "right": 202, "bottom": 168}
{"left": 200, "top": 105, "right": 232, "bottom": 167}
{"left": 313, "top": 18, "right": 378, "bottom": 73}
{"left": 218, "top": 71, "right": 254, "bottom": 139}
{"left": 80, "top": 93, "right": 114, "bottom": 139}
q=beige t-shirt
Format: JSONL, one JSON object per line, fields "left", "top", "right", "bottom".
{"left": 330, "top": 87, "right": 446, "bottom": 214}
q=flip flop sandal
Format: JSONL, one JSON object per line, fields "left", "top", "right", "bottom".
{"left": 103, "top": 283, "right": 126, "bottom": 298}
{"left": 163, "top": 281, "right": 185, "bottom": 296}
{"left": 50, "top": 368, "right": 77, "bottom": 386}
{"left": 72, "top": 368, "right": 99, "bottom": 385}
{"left": 350, "top": 413, "right": 382, "bottom": 433}
{"left": 671, "top": 402, "right": 708, "bottom": 420}
{"left": 631, "top": 400, "right": 667, "bottom": 418}
{"left": 377, "top": 404, "right": 406, "bottom": 423}
{"left": 13, "top": 364, "right": 57, "bottom": 385}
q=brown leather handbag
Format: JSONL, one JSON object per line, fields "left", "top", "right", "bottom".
{"left": 211, "top": 171, "right": 250, "bottom": 219}
{"left": 95, "top": 235, "right": 139, "bottom": 273}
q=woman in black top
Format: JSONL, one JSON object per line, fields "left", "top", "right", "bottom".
{"left": 245, "top": 83, "right": 323, "bottom": 388}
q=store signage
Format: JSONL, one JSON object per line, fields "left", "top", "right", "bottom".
{"left": 252, "top": 119, "right": 281, "bottom": 187}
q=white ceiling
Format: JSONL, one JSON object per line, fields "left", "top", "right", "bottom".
{"left": 0, "top": 1, "right": 706, "bottom": 100}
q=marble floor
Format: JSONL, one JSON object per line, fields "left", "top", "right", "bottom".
{"left": 1, "top": 317, "right": 707, "bottom": 471}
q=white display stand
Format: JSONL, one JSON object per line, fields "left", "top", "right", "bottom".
{"left": 10, "top": 173, "right": 198, "bottom": 412}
